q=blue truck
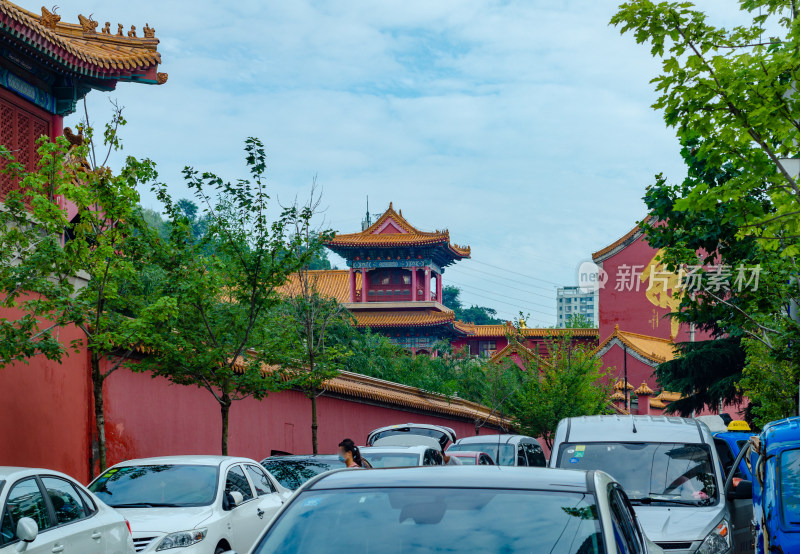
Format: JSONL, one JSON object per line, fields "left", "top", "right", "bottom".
{"left": 748, "top": 417, "right": 800, "bottom": 554}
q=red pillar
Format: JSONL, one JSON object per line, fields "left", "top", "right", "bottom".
{"left": 424, "top": 267, "right": 431, "bottom": 301}
{"left": 436, "top": 272, "right": 442, "bottom": 303}
{"left": 349, "top": 268, "right": 356, "bottom": 303}
{"left": 361, "top": 269, "right": 368, "bottom": 302}
{"left": 411, "top": 268, "right": 417, "bottom": 302}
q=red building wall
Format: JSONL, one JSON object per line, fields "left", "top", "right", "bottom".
{"left": 0, "top": 314, "right": 91, "bottom": 482}
{"left": 596, "top": 230, "right": 712, "bottom": 344}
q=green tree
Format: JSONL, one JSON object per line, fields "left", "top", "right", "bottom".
{"left": 512, "top": 334, "right": 612, "bottom": 449}
{"left": 141, "top": 138, "right": 316, "bottom": 455}
{"left": 274, "top": 203, "right": 352, "bottom": 454}
{"left": 563, "top": 313, "right": 595, "bottom": 329}
{"left": 0, "top": 110, "right": 171, "bottom": 473}
{"left": 442, "top": 285, "right": 504, "bottom": 325}
{"left": 740, "top": 337, "right": 800, "bottom": 426}
{"left": 612, "top": 0, "right": 800, "bottom": 417}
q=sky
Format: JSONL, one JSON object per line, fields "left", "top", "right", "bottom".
{"left": 49, "top": 0, "right": 744, "bottom": 325}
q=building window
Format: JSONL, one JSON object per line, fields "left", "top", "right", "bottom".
{"left": 402, "top": 274, "right": 411, "bottom": 285}
{"left": 479, "top": 341, "right": 497, "bottom": 357}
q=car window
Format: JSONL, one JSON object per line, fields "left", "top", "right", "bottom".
{"left": 245, "top": 465, "right": 277, "bottom": 496}
{"left": 448, "top": 443, "right": 515, "bottom": 466}
{"left": 516, "top": 444, "right": 527, "bottom": 466}
{"left": 608, "top": 487, "right": 642, "bottom": 554}
{"left": 261, "top": 459, "right": 345, "bottom": 490}
{"left": 253, "top": 488, "right": 606, "bottom": 553}
{"left": 0, "top": 478, "right": 51, "bottom": 546}
{"left": 478, "top": 454, "right": 492, "bottom": 465}
{"left": 779, "top": 448, "right": 800, "bottom": 527}
{"left": 423, "top": 449, "right": 442, "bottom": 466}
{"left": 90, "top": 464, "right": 218, "bottom": 507}
{"left": 75, "top": 487, "right": 97, "bottom": 515}
{"left": 226, "top": 466, "right": 254, "bottom": 502}
{"left": 713, "top": 438, "right": 740, "bottom": 479}
{"left": 524, "top": 443, "right": 547, "bottom": 467}
{"left": 41, "top": 477, "right": 87, "bottom": 526}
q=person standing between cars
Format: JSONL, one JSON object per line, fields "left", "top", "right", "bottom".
{"left": 339, "top": 438, "right": 366, "bottom": 468}
{"left": 443, "top": 451, "right": 462, "bottom": 465}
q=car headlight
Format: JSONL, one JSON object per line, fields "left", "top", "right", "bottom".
{"left": 697, "top": 520, "right": 731, "bottom": 554}
{"left": 156, "top": 528, "right": 208, "bottom": 551}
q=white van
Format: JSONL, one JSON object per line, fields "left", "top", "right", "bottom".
{"left": 549, "top": 415, "right": 752, "bottom": 553}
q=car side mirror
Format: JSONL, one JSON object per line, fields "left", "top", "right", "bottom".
{"left": 731, "top": 479, "right": 753, "bottom": 500}
{"left": 15, "top": 517, "right": 38, "bottom": 549}
{"left": 229, "top": 491, "right": 244, "bottom": 506}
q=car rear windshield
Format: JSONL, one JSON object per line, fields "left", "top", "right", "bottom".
{"left": 89, "top": 464, "right": 218, "bottom": 507}
{"left": 556, "top": 442, "right": 718, "bottom": 506}
{"left": 261, "top": 459, "right": 345, "bottom": 490}
{"left": 254, "top": 488, "right": 605, "bottom": 553}
{"left": 455, "top": 456, "right": 476, "bottom": 465}
{"left": 780, "top": 449, "right": 800, "bottom": 526}
{"left": 360, "top": 453, "right": 420, "bottom": 468}
{"left": 448, "top": 443, "right": 514, "bottom": 466}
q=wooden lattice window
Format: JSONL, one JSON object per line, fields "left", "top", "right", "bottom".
{"left": 0, "top": 89, "right": 52, "bottom": 201}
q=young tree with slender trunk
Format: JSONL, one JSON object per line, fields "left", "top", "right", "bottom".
{"left": 142, "top": 138, "right": 316, "bottom": 455}
{"left": 0, "top": 105, "right": 170, "bottom": 474}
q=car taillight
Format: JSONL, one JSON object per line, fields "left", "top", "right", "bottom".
{"left": 125, "top": 519, "right": 132, "bottom": 535}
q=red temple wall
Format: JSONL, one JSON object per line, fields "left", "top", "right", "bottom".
{"left": 0, "top": 308, "right": 91, "bottom": 482}
{"left": 597, "top": 232, "right": 713, "bottom": 344}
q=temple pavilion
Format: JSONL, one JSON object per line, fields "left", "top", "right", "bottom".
{"left": 0, "top": 1, "right": 166, "bottom": 200}
{"left": 284, "top": 203, "right": 598, "bottom": 357}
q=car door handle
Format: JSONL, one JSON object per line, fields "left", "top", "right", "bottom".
{"left": 92, "top": 531, "right": 102, "bottom": 540}
{"left": 257, "top": 508, "right": 265, "bottom": 519}
{"left": 52, "top": 546, "right": 65, "bottom": 553}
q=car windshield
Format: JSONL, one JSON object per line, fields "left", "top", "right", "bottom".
{"left": 448, "top": 443, "right": 515, "bottom": 466}
{"left": 780, "top": 449, "right": 800, "bottom": 526}
{"left": 254, "top": 488, "right": 605, "bottom": 553}
{"left": 361, "top": 453, "right": 420, "bottom": 468}
{"left": 556, "top": 442, "right": 718, "bottom": 506}
{"left": 261, "top": 459, "right": 345, "bottom": 490}
{"left": 89, "top": 465, "right": 218, "bottom": 507}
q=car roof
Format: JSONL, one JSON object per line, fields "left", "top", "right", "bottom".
{"left": 110, "top": 455, "right": 255, "bottom": 467}
{"left": 360, "top": 445, "right": 428, "bottom": 454}
{"left": 560, "top": 415, "right": 709, "bottom": 444}
{"left": 714, "top": 431, "right": 755, "bottom": 440}
{"left": 306, "top": 466, "right": 592, "bottom": 492}
{"left": 761, "top": 416, "right": 800, "bottom": 454}
{"left": 455, "top": 434, "right": 532, "bottom": 445}
{"left": 0, "top": 467, "right": 78, "bottom": 482}
{"left": 261, "top": 455, "right": 340, "bottom": 463}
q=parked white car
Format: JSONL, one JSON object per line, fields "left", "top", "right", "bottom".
{"left": 88, "top": 456, "right": 291, "bottom": 554}
{"left": 0, "top": 466, "right": 134, "bottom": 553}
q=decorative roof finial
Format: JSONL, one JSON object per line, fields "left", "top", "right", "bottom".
{"left": 78, "top": 14, "right": 97, "bottom": 33}
{"left": 40, "top": 6, "right": 60, "bottom": 29}
{"left": 102, "top": 21, "right": 110, "bottom": 34}
{"left": 116, "top": 23, "right": 124, "bottom": 36}
{"left": 143, "top": 23, "right": 155, "bottom": 38}
{"left": 389, "top": 201, "right": 393, "bottom": 210}
{"left": 128, "top": 25, "right": 136, "bottom": 38}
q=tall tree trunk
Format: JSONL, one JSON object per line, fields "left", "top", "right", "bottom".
{"left": 90, "top": 352, "right": 107, "bottom": 475}
{"left": 220, "top": 394, "right": 231, "bottom": 456}
{"left": 311, "top": 395, "right": 318, "bottom": 455}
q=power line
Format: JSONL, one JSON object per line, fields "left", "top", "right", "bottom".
{"left": 449, "top": 266, "right": 557, "bottom": 299}
{"left": 450, "top": 280, "right": 557, "bottom": 317}
{"left": 470, "top": 259, "right": 563, "bottom": 287}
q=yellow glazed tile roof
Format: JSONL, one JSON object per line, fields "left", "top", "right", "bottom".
{"left": 353, "top": 309, "right": 456, "bottom": 329}
{"left": 279, "top": 270, "right": 359, "bottom": 304}
{"left": 326, "top": 203, "right": 470, "bottom": 258}
{"left": 596, "top": 325, "right": 676, "bottom": 364}
{"left": 656, "top": 390, "right": 682, "bottom": 402}
{"left": 634, "top": 382, "right": 655, "bottom": 396}
{"left": 0, "top": 2, "right": 165, "bottom": 79}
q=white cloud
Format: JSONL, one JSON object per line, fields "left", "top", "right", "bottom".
{"left": 42, "top": 0, "right": 742, "bottom": 324}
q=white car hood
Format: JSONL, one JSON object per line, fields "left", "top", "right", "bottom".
{"left": 634, "top": 504, "right": 721, "bottom": 543}
{"left": 116, "top": 506, "right": 214, "bottom": 534}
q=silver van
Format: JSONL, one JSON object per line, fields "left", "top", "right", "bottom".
{"left": 549, "top": 415, "right": 752, "bottom": 553}
{"left": 448, "top": 434, "right": 546, "bottom": 467}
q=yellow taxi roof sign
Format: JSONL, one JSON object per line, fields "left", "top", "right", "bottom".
{"left": 727, "top": 420, "right": 751, "bottom": 431}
